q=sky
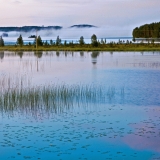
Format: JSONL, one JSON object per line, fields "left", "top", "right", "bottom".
{"left": 0, "top": 0, "right": 160, "bottom": 37}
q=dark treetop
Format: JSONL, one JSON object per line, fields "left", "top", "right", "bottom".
{"left": 70, "top": 24, "right": 97, "bottom": 28}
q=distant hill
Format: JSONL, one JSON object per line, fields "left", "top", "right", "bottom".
{"left": 133, "top": 22, "right": 160, "bottom": 38}
{"left": 70, "top": 24, "right": 97, "bottom": 28}
{"left": 0, "top": 25, "right": 98, "bottom": 32}
{"left": 0, "top": 26, "right": 63, "bottom": 32}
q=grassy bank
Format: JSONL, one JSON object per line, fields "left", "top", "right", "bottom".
{"left": 1, "top": 44, "right": 160, "bottom": 51}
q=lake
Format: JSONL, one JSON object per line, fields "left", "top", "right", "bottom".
{"left": 0, "top": 51, "right": 160, "bottom": 160}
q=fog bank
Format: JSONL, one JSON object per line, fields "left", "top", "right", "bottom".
{"left": 0, "top": 27, "right": 132, "bottom": 39}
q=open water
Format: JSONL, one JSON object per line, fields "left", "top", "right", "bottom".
{"left": 0, "top": 51, "right": 160, "bottom": 160}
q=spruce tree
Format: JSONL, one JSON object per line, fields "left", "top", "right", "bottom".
{"left": 0, "top": 36, "right": 4, "bottom": 47}
{"left": 64, "top": 40, "right": 67, "bottom": 46}
{"left": 101, "top": 38, "right": 104, "bottom": 44}
{"left": 35, "top": 36, "right": 43, "bottom": 46}
{"left": 17, "top": 35, "right": 23, "bottom": 47}
{"left": 56, "top": 36, "right": 61, "bottom": 46}
{"left": 79, "top": 36, "right": 85, "bottom": 45}
{"left": 91, "top": 34, "right": 98, "bottom": 47}
{"left": 50, "top": 39, "right": 53, "bottom": 45}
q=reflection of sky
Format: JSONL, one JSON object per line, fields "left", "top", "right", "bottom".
{"left": 1, "top": 51, "right": 160, "bottom": 106}
{"left": 0, "top": 104, "right": 159, "bottom": 160}
{"left": 0, "top": 52, "right": 160, "bottom": 159}
{"left": 123, "top": 106, "right": 160, "bottom": 153}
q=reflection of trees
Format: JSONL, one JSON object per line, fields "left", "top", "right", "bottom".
{"left": 65, "top": 51, "right": 67, "bottom": 57}
{"left": 34, "top": 51, "right": 43, "bottom": 58}
{"left": 56, "top": 51, "right": 60, "bottom": 57}
{"left": 91, "top": 51, "right": 99, "bottom": 58}
{"left": 91, "top": 51, "right": 99, "bottom": 64}
{"left": 80, "top": 51, "right": 84, "bottom": 57}
{"left": 0, "top": 51, "right": 4, "bottom": 60}
{"left": 17, "top": 51, "right": 23, "bottom": 58}
{"left": 110, "top": 52, "right": 113, "bottom": 55}
{"left": 34, "top": 51, "right": 43, "bottom": 72}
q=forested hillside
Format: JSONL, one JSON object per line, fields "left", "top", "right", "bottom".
{"left": 0, "top": 26, "right": 62, "bottom": 32}
{"left": 133, "top": 22, "right": 160, "bottom": 38}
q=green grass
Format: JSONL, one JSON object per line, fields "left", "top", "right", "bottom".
{"left": 1, "top": 43, "right": 160, "bottom": 51}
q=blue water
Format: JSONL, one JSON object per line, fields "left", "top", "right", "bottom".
{"left": 0, "top": 51, "right": 160, "bottom": 160}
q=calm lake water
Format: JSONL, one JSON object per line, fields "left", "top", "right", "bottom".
{"left": 0, "top": 51, "right": 160, "bottom": 160}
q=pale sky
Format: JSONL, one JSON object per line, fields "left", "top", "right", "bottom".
{"left": 0, "top": 0, "right": 160, "bottom": 36}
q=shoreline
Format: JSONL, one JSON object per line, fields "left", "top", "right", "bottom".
{"left": 0, "top": 45, "right": 160, "bottom": 52}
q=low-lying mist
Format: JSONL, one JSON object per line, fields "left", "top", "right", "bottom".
{"left": 0, "top": 27, "right": 131, "bottom": 39}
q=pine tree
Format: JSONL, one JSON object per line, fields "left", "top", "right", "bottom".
{"left": 50, "top": 39, "right": 53, "bottom": 45}
{"left": 101, "top": 38, "right": 104, "bottom": 44}
{"left": 17, "top": 35, "right": 23, "bottom": 47}
{"left": 64, "top": 40, "right": 67, "bottom": 46}
{"left": 91, "top": 34, "right": 98, "bottom": 47}
{"left": 0, "top": 36, "right": 4, "bottom": 47}
{"left": 56, "top": 36, "right": 61, "bottom": 46}
{"left": 104, "top": 39, "right": 107, "bottom": 44}
{"left": 79, "top": 36, "right": 85, "bottom": 45}
{"left": 35, "top": 36, "right": 43, "bottom": 46}
{"left": 44, "top": 40, "right": 48, "bottom": 46}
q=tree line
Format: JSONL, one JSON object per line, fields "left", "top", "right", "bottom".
{"left": 16, "top": 34, "right": 136, "bottom": 47}
{"left": 15, "top": 34, "right": 103, "bottom": 47}
{"left": 0, "top": 26, "right": 62, "bottom": 32}
{"left": 2, "top": 33, "right": 158, "bottom": 48}
{"left": 133, "top": 22, "right": 160, "bottom": 38}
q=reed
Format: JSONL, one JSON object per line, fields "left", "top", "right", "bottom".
{"left": 0, "top": 75, "right": 123, "bottom": 118}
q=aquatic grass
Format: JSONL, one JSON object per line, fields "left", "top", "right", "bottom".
{"left": 0, "top": 77, "right": 103, "bottom": 116}
{"left": 0, "top": 75, "right": 124, "bottom": 118}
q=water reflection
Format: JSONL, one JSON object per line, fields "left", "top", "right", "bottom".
{"left": 80, "top": 51, "right": 84, "bottom": 57}
{"left": 132, "top": 62, "right": 160, "bottom": 68}
{"left": 110, "top": 51, "right": 113, "bottom": 55}
{"left": 0, "top": 75, "right": 127, "bottom": 119}
{"left": 91, "top": 51, "right": 99, "bottom": 64}
{"left": 16, "top": 51, "right": 23, "bottom": 58}
{"left": 123, "top": 107, "right": 160, "bottom": 153}
{"left": 0, "top": 52, "right": 160, "bottom": 159}
{"left": 1, "top": 51, "right": 160, "bottom": 69}
{"left": 56, "top": 51, "right": 60, "bottom": 57}
{"left": 34, "top": 51, "right": 43, "bottom": 58}
{"left": 0, "top": 51, "right": 4, "bottom": 60}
